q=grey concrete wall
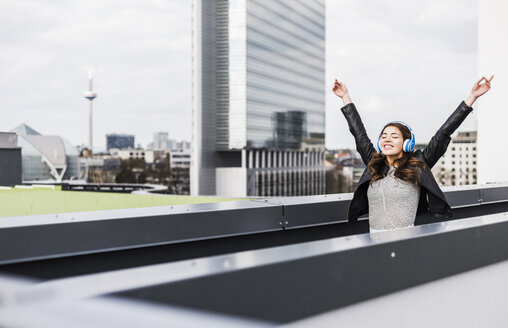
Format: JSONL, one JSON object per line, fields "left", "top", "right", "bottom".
{"left": 0, "top": 148, "right": 22, "bottom": 186}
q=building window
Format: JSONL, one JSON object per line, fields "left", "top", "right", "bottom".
{"left": 452, "top": 154, "right": 455, "bottom": 158}
{"left": 452, "top": 147, "right": 456, "bottom": 151}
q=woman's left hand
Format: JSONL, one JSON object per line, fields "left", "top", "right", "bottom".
{"left": 465, "top": 75, "right": 494, "bottom": 106}
{"left": 471, "top": 75, "right": 494, "bottom": 98}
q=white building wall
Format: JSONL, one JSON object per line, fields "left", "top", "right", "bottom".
{"left": 228, "top": 0, "right": 247, "bottom": 149}
{"left": 110, "top": 149, "right": 157, "bottom": 164}
{"left": 433, "top": 136, "right": 477, "bottom": 186}
{"left": 190, "top": 0, "right": 202, "bottom": 196}
{"left": 216, "top": 167, "right": 247, "bottom": 197}
{"left": 170, "top": 150, "right": 191, "bottom": 169}
{"left": 478, "top": 0, "right": 508, "bottom": 183}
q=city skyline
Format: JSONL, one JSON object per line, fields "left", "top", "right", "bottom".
{"left": 1, "top": 0, "right": 478, "bottom": 150}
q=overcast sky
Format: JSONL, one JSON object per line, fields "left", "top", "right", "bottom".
{"left": 0, "top": 0, "right": 477, "bottom": 150}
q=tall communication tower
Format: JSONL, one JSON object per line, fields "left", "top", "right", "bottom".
{"left": 83, "top": 71, "right": 97, "bottom": 156}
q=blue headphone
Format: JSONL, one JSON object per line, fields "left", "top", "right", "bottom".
{"left": 376, "top": 121, "right": 415, "bottom": 153}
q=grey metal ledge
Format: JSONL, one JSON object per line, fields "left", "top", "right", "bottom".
{"left": 1, "top": 184, "right": 508, "bottom": 265}
{"left": 3, "top": 211, "right": 508, "bottom": 325}
{"left": 0, "top": 200, "right": 283, "bottom": 265}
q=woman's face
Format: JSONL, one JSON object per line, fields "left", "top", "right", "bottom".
{"left": 379, "top": 125, "right": 404, "bottom": 156}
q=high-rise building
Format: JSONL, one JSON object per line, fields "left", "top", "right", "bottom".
{"left": 432, "top": 131, "right": 477, "bottom": 186}
{"left": 106, "top": 134, "right": 135, "bottom": 151}
{"left": 174, "top": 140, "right": 191, "bottom": 151}
{"left": 153, "top": 132, "right": 170, "bottom": 150}
{"left": 192, "top": 0, "right": 326, "bottom": 197}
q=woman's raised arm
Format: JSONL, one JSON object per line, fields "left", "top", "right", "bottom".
{"left": 333, "top": 79, "right": 376, "bottom": 165}
{"left": 333, "top": 79, "right": 352, "bottom": 106}
{"left": 465, "top": 75, "right": 494, "bottom": 107}
{"left": 423, "top": 75, "right": 494, "bottom": 168}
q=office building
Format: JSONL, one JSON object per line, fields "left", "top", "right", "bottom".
{"left": 110, "top": 148, "right": 157, "bottom": 164}
{"left": 192, "top": 0, "right": 326, "bottom": 196}
{"left": 170, "top": 149, "right": 191, "bottom": 169}
{"left": 106, "top": 134, "right": 135, "bottom": 151}
{"left": 432, "top": 131, "right": 477, "bottom": 186}
{"left": 153, "top": 132, "right": 170, "bottom": 150}
{"left": 174, "top": 140, "right": 191, "bottom": 152}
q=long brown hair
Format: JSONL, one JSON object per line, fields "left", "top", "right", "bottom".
{"left": 368, "top": 122, "right": 425, "bottom": 185}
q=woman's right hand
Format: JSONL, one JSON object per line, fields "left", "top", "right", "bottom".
{"left": 332, "top": 79, "right": 352, "bottom": 105}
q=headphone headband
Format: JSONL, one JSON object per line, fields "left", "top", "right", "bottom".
{"left": 376, "top": 121, "right": 416, "bottom": 153}
{"left": 389, "top": 121, "right": 413, "bottom": 132}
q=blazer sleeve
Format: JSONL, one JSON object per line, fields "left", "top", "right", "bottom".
{"left": 340, "top": 103, "right": 376, "bottom": 166}
{"left": 423, "top": 101, "right": 473, "bottom": 168}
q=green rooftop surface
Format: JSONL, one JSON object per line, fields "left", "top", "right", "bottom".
{"left": 0, "top": 186, "right": 244, "bottom": 217}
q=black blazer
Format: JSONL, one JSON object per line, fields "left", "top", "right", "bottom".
{"left": 340, "top": 101, "right": 473, "bottom": 223}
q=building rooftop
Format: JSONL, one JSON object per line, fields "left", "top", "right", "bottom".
{"left": 0, "top": 185, "right": 243, "bottom": 217}
{"left": 10, "top": 123, "right": 41, "bottom": 136}
{"left": 1, "top": 183, "right": 508, "bottom": 326}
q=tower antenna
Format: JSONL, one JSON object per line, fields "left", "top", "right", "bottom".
{"left": 83, "top": 70, "right": 97, "bottom": 156}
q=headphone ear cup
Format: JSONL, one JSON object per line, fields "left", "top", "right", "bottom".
{"left": 403, "top": 139, "right": 410, "bottom": 152}
{"left": 377, "top": 140, "right": 382, "bottom": 152}
{"left": 403, "top": 137, "right": 415, "bottom": 152}
{"left": 409, "top": 137, "right": 415, "bottom": 152}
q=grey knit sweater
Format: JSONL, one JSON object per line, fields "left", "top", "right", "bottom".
{"left": 367, "top": 167, "right": 420, "bottom": 231}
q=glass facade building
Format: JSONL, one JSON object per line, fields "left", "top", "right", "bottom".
{"left": 12, "top": 125, "right": 80, "bottom": 182}
{"left": 192, "top": 0, "right": 325, "bottom": 196}
{"left": 106, "top": 134, "right": 135, "bottom": 151}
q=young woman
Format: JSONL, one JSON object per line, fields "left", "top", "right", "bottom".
{"left": 332, "top": 76, "right": 493, "bottom": 232}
